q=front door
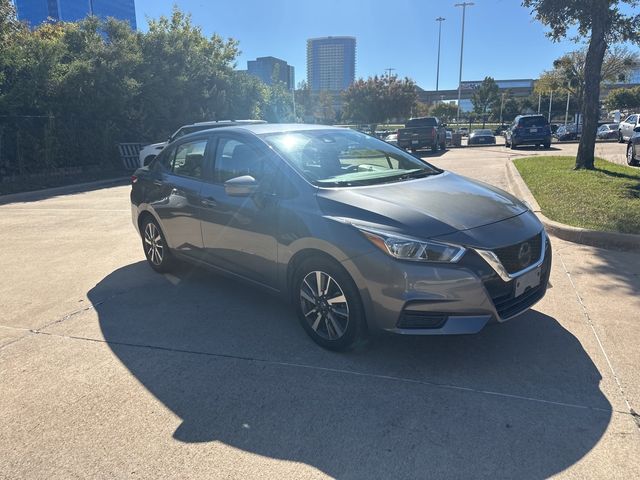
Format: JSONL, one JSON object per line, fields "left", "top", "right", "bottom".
{"left": 198, "top": 133, "right": 280, "bottom": 287}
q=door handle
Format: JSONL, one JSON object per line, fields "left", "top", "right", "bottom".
{"left": 201, "top": 197, "right": 217, "bottom": 208}
{"left": 153, "top": 180, "right": 163, "bottom": 187}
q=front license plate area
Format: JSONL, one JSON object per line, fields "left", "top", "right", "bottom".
{"left": 530, "top": 128, "right": 538, "bottom": 133}
{"left": 515, "top": 267, "right": 541, "bottom": 297}
{"left": 411, "top": 140, "right": 419, "bottom": 145}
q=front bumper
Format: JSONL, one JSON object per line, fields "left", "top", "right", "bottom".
{"left": 342, "top": 233, "right": 552, "bottom": 336}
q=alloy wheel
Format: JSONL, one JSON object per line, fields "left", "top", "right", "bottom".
{"left": 300, "top": 271, "right": 350, "bottom": 340}
{"left": 144, "top": 222, "right": 164, "bottom": 266}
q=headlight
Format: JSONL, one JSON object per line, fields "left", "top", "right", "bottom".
{"left": 355, "top": 226, "right": 466, "bottom": 263}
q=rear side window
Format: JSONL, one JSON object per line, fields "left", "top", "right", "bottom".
{"left": 406, "top": 118, "right": 437, "bottom": 128}
{"left": 626, "top": 115, "right": 638, "bottom": 124}
{"left": 519, "top": 116, "right": 548, "bottom": 127}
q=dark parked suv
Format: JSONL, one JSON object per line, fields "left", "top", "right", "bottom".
{"left": 504, "top": 115, "right": 552, "bottom": 149}
{"left": 131, "top": 124, "right": 551, "bottom": 350}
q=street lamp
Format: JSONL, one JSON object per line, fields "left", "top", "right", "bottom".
{"left": 435, "top": 17, "right": 445, "bottom": 92}
{"left": 499, "top": 92, "right": 505, "bottom": 125}
{"left": 455, "top": 2, "right": 474, "bottom": 122}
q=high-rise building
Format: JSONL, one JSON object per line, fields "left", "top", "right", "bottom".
{"left": 14, "top": 0, "right": 137, "bottom": 30}
{"left": 247, "top": 56, "right": 295, "bottom": 90}
{"left": 306, "top": 36, "right": 356, "bottom": 91}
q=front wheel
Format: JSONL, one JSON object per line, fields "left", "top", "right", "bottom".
{"left": 627, "top": 143, "right": 639, "bottom": 166}
{"left": 510, "top": 141, "right": 517, "bottom": 150}
{"left": 293, "top": 257, "right": 365, "bottom": 351}
{"left": 141, "top": 217, "right": 175, "bottom": 273}
{"left": 543, "top": 142, "right": 551, "bottom": 149}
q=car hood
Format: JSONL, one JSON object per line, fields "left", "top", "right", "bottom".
{"left": 317, "top": 171, "right": 528, "bottom": 239}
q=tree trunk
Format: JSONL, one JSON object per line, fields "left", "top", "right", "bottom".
{"left": 575, "top": 9, "right": 608, "bottom": 170}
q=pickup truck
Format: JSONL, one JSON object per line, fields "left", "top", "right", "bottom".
{"left": 397, "top": 117, "right": 447, "bottom": 152}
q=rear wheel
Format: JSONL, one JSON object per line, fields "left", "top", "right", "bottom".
{"left": 543, "top": 142, "right": 551, "bottom": 149}
{"left": 141, "top": 216, "right": 175, "bottom": 273}
{"left": 293, "top": 257, "right": 364, "bottom": 351}
{"left": 510, "top": 141, "right": 517, "bottom": 150}
{"left": 627, "top": 143, "right": 639, "bottom": 166}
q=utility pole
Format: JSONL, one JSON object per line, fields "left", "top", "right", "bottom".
{"left": 538, "top": 93, "right": 542, "bottom": 114}
{"left": 455, "top": 2, "right": 474, "bottom": 122}
{"left": 499, "top": 92, "right": 505, "bottom": 125}
{"left": 564, "top": 91, "right": 570, "bottom": 126}
{"left": 548, "top": 90, "right": 553, "bottom": 122}
{"left": 435, "top": 17, "right": 445, "bottom": 92}
{"left": 384, "top": 68, "right": 396, "bottom": 78}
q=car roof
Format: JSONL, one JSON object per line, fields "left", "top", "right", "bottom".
{"left": 174, "top": 123, "right": 350, "bottom": 142}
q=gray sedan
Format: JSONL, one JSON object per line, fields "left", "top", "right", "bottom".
{"left": 131, "top": 124, "right": 551, "bottom": 350}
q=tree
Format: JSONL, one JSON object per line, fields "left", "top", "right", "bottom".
{"left": 522, "top": 0, "right": 640, "bottom": 170}
{"left": 343, "top": 75, "right": 417, "bottom": 129}
{"left": 606, "top": 86, "right": 640, "bottom": 110}
{"left": 471, "top": 77, "right": 500, "bottom": 125}
{"left": 315, "top": 91, "right": 335, "bottom": 124}
{"left": 430, "top": 102, "right": 457, "bottom": 122}
{"left": 262, "top": 81, "right": 295, "bottom": 123}
{"left": 536, "top": 47, "right": 640, "bottom": 114}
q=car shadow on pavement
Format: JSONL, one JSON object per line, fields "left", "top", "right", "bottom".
{"left": 90, "top": 261, "right": 612, "bottom": 479}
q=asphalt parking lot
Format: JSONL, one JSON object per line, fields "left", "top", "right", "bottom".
{"left": 1, "top": 143, "right": 639, "bottom": 479}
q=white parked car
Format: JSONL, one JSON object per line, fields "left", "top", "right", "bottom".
{"left": 618, "top": 114, "right": 640, "bottom": 143}
{"left": 138, "top": 120, "right": 266, "bottom": 167}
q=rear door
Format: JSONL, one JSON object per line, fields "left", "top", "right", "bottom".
{"left": 145, "top": 135, "right": 211, "bottom": 255}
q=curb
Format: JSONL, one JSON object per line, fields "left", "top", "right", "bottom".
{"left": 0, "top": 177, "right": 129, "bottom": 205}
{"left": 505, "top": 160, "right": 640, "bottom": 253}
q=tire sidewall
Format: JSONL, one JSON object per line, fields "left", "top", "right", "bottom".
{"left": 141, "top": 217, "right": 173, "bottom": 273}
{"left": 293, "top": 257, "right": 364, "bottom": 351}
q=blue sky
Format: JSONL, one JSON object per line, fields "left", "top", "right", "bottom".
{"left": 134, "top": 0, "right": 636, "bottom": 90}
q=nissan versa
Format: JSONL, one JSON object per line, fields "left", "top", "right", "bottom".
{"left": 131, "top": 124, "right": 552, "bottom": 350}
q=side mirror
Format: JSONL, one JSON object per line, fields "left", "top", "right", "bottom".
{"left": 224, "top": 175, "right": 258, "bottom": 197}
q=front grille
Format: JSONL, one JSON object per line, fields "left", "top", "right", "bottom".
{"left": 486, "top": 239, "right": 551, "bottom": 319}
{"left": 459, "top": 238, "right": 552, "bottom": 320}
{"left": 493, "top": 233, "right": 542, "bottom": 274}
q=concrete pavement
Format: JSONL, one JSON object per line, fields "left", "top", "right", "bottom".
{"left": 0, "top": 144, "right": 639, "bottom": 479}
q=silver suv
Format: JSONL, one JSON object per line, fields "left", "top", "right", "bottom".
{"left": 131, "top": 124, "right": 551, "bottom": 350}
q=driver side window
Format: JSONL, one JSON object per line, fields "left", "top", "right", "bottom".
{"left": 213, "top": 137, "right": 271, "bottom": 184}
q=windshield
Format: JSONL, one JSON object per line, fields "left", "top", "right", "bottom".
{"left": 473, "top": 129, "right": 493, "bottom": 135}
{"left": 262, "top": 129, "right": 441, "bottom": 187}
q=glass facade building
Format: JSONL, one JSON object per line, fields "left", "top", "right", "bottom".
{"left": 247, "top": 56, "right": 295, "bottom": 90}
{"left": 15, "top": 0, "right": 137, "bottom": 29}
{"left": 307, "top": 37, "right": 356, "bottom": 91}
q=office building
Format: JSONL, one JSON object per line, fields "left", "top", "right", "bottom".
{"left": 14, "top": 0, "right": 137, "bottom": 30}
{"left": 306, "top": 36, "right": 356, "bottom": 91}
{"left": 247, "top": 56, "right": 295, "bottom": 90}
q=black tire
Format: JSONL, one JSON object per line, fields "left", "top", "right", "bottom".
{"left": 293, "top": 257, "right": 365, "bottom": 351}
{"left": 140, "top": 216, "right": 175, "bottom": 273}
{"left": 439, "top": 141, "right": 447, "bottom": 150}
{"left": 627, "top": 143, "right": 639, "bottom": 166}
{"left": 431, "top": 143, "right": 438, "bottom": 152}
{"left": 543, "top": 142, "right": 551, "bottom": 149}
{"left": 510, "top": 141, "right": 517, "bottom": 150}
{"left": 618, "top": 132, "right": 624, "bottom": 143}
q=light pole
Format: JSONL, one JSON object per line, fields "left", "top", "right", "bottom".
{"left": 455, "top": 2, "right": 474, "bottom": 122}
{"left": 538, "top": 93, "right": 542, "bottom": 114}
{"left": 548, "top": 90, "right": 553, "bottom": 122}
{"left": 435, "top": 17, "right": 445, "bottom": 92}
{"left": 499, "top": 92, "right": 505, "bottom": 125}
{"left": 564, "top": 91, "right": 570, "bottom": 126}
